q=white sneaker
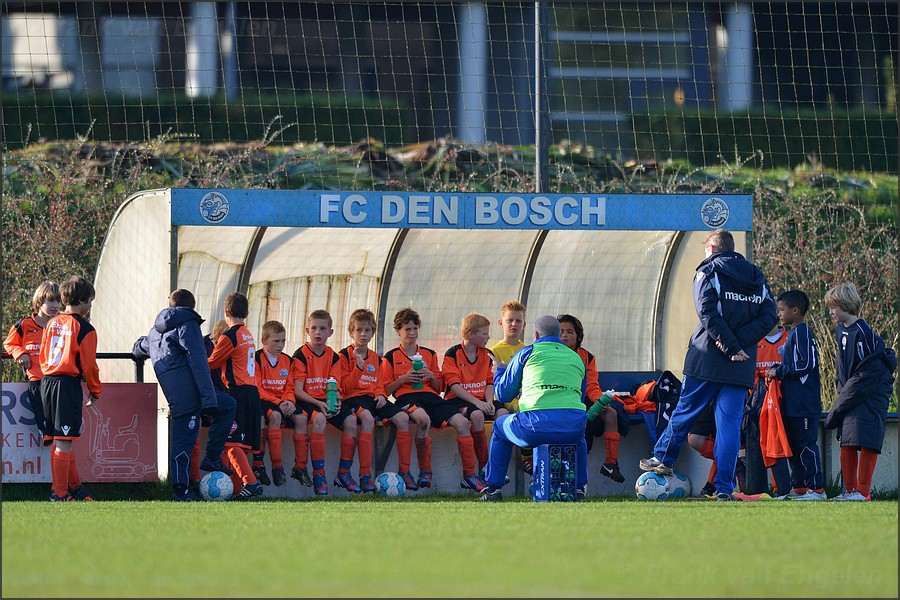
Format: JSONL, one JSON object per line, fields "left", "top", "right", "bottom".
{"left": 792, "top": 489, "right": 826, "bottom": 501}
{"left": 831, "top": 490, "right": 868, "bottom": 501}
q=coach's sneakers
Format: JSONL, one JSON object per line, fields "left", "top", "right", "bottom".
{"left": 779, "top": 489, "right": 807, "bottom": 500}
{"left": 600, "top": 462, "right": 625, "bottom": 483}
{"left": 232, "top": 481, "right": 264, "bottom": 501}
{"left": 576, "top": 484, "right": 587, "bottom": 501}
{"left": 49, "top": 491, "right": 75, "bottom": 502}
{"left": 398, "top": 471, "right": 419, "bottom": 491}
{"left": 272, "top": 467, "right": 287, "bottom": 487}
{"left": 68, "top": 485, "right": 94, "bottom": 501}
{"left": 417, "top": 470, "right": 433, "bottom": 489}
{"left": 291, "top": 466, "right": 313, "bottom": 487}
{"left": 171, "top": 486, "right": 202, "bottom": 502}
{"left": 200, "top": 457, "right": 233, "bottom": 476}
{"left": 460, "top": 473, "right": 488, "bottom": 492}
{"left": 359, "top": 474, "right": 376, "bottom": 493}
{"left": 253, "top": 466, "right": 272, "bottom": 486}
{"left": 334, "top": 471, "right": 362, "bottom": 493}
{"left": 830, "top": 490, "right": 868, "bottom": 501}
{"left": 639, "top": 457, "right": 674, "bottom": 476}
{"left": 479, "top": 487, "right": 503, "bottom": 502}
{"left": 716, "top": 492, "right": 736, "bottom": 502}
{"left": 792, "top": 489, "right": 826, "bottom": 501}
{"left": 313, "top": 474, "right": 329, "bottom": 496}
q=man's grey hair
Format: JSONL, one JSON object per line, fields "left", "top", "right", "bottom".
{"left": 534, "top": 314, "right": 560, "bottom": 339}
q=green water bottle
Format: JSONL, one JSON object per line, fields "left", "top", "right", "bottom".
{"left": 326, "top": 377, "right": 339, "bottom": 413}
{"left": 587, "top": 390, "right": 615, "bottom": 421}
{"left": 411, "top": 353, "right": 425, "bottom": 390}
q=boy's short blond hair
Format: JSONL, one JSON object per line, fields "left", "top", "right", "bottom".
{"left": 32, "top": 281, "right": 60, "bottom": 312}
{"left": 824, "top": 282, "right": 862, "bottom": 316}
{"left": 461, "top": 312, "right": 491, "bottom": 338}
{"left": 348, "top": 308, "right": 376, "bottom": 332}
{"left": 500, "top": 300, "right": 526, "bottom": 317}
{"left": 262, "top": 320, "right": 286, "bottom": 340}
{"left": 308, "top": 309, "right": 333, "bottom": 328}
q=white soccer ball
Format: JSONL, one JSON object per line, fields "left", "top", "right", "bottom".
{"left": 635, "top": 471, "right": 670, "bottom": 501}
{"left": 199, "top": 470, "right": 234, "bottom": 501}
{"left": 375, "top": 472, "right": 405, "bottom": 497}
{"left": 666, "top": 472, "right": 692, "bottom": 499}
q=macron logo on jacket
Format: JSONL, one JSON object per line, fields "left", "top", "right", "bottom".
{"left": 722, "top": 290, "right": 765, "bottom": 303}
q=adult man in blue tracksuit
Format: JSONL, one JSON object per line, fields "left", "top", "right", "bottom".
{"left": 481, "top": 314, "right": 588, "bottom": 502}
{"left": 133, "top": 289, "right": 236, "bottom": 501}
{"left": 640, "top": 229, "right": 777, "bottom": 501}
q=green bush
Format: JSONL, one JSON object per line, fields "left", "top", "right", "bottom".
{"left": 632, "top": 108, "right": 899, "bottom": 173}
{"left": 1, "top": 92, "right": 414, "bottom": 148}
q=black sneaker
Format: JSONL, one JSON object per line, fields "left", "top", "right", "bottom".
{"left": 253, "top": 467, "right": 272, "bottom": 486}
{"left": 233, "top": 481, "right": 264, "bottom": 500}
{"left": 600, "top": 462, "right": 625, "bottom": 483}
{"left": 479, "top": 487, "right": 503, "bottom": 502}
{"left": 188, "top": 479, "right": 201, "bottom": 496}
{"left": 291, "top": 466, "right": 313, "bottom": 487}
{"left": 576, "top": 484, "right": 587, "bottom": 500}
{"left": 521, "top": 455, "right": 534, "bottom": 476}
{"left": 68, "top": 485, "right": 94, "bottom": 501}
{"left": 699, "top": 481, "right": 717, "bottom": 499}
{"left": 272, "top": 467, "right": 287, "bottom": 487}
{"left": 200, "top": 456, "right": 233, "bottom": 476}
{"left": 172, "top": 487, "right": 202, "bottom": 502}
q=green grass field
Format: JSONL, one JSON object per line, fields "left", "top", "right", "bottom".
{"left": 2, "top": 495, "right": 897, "bottom": 598}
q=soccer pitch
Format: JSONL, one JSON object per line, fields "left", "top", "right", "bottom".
{"left": 3, "top": 497, "right": 897, "bottom": 598}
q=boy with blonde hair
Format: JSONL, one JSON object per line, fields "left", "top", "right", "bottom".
{"left": 339, "top": 308, "right": 416, "bottom": 493}
{"left": 490, "top": 299, "right": 531, "bottom": 473}
{"left": 442, "top": 312, "right": 508, "bottom": 479}
{"left": 292, "top": 309, "right": 360, "bottom": 495}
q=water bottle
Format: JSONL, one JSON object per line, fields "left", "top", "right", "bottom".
{"left": 411, "top": 353, "right": 425, "bottom": 390}
{"left": 586, "top": 390, "right": 615, "bottom": 421}
{"left": 326, "top": 377, "right": 339, "bottom": 413}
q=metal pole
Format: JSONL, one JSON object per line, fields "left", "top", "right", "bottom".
{"left": 533, "top": 2, "right": 550, "bottom": 193}
{"left": 223, "top": 2, "right": 239, "bottom": 101}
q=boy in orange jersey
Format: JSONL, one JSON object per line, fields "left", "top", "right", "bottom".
{"left": 39, "top": 276, "right": 100, "bottom": 502}
{"left": 489, "top": 299, "right": 531, "bottom": 473}
{"left": 557, "top": 314, "right": 628, "bottom": 488}
{"left": 253, "top": 320, "right": 298, "bottom": 488}
{"left": 4, "top": 281, "right": 61, "bottom": 447}
{"left": 292, "top": 309, "right": 360, "bottom": 496}
{"left": 208, "top": 292, "right": 263, "bottom": 500}
{"left": 339, "top": 308, "right": 416, "bottom": 493}
{"left": 442, "top": 312, "right": 508, "bottom": 481}
{"left": 382, "top": 307, "right": 486, "bottom": 492}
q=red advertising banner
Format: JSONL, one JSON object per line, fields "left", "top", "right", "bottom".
{"left": 2, "top": 383, "right": 158, "bottom": 483}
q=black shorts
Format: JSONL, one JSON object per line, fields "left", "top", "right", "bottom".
{"left": 260, "top": 399, "right": 290, "bottom": 425}
{"left": 690, "top": 400, "right": 717, "bottom": 438}
{"left": 41, "top": 374, "right": 83, "bottom": 443}
{"left": 27, "top": 380, "right": 48, "bottom": 436}
{"left": 444, "top": 397, "right": 507, "bottom": 421}
{"left": 227, "top": 385, "right": 262, "bottom": 452}
{"left": 295, "top": 399, "right": 354, "bottom": 430}
{"left": 397, "top": 391, "right": 459, "bottom": 429}
{"left": 343, "top": 395, "right": 405, "bottom": 424}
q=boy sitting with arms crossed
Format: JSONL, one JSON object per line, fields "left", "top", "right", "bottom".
{"left": 293, "top": 309, "right": 360, "bottom": 495}
{"left": 339, "top": 308, "right": 417, "bottom": 493}
{"left": 208, "top": 292, "right": 264, "bottom": 500}
{"left": 253, "top": 320, "right": 297, "bottom": 488}
{"left": 442, "top": 312, "right": 508, "bottom": 481}
{"left": 382, "top": 307, "right": 486, "bottom": 492}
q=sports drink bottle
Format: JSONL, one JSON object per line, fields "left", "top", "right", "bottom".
{"left": 411, "top": 354, "right": 425, "bottom": 390}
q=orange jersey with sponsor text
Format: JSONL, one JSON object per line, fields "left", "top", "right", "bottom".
{"left": 255, "top": 350, "right": 295, "bottom": 404}
{"left": 577, "top": 347, "right": 603, "bottom": 403}
{"left": 755, "top": 328, "right": 788, "bottom": 386}
{"left": 442, "top": 343, "right": 494, "bottom": 401}
{"left": 38, "top": 312, "right": 102, "bottom": 396}
{"left": 208, "top": 323, "right": 257, "bottom": 388}
{"left": 292, "top": 343, "right": 342, "bottom": 399}
{"left": 4, "top": 315, "right": 46, "bottom": 381}
{"left": 339, "top": 345, "right": 386, "bottom": 399}
{"left": 382, "top": 345, "right": 442, "bottom": 398}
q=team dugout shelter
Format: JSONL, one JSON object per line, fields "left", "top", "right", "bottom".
{"left": 93, "top": 189, "right": 752, "bottom": 398}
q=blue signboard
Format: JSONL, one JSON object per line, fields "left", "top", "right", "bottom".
{"left": 171, "top": 189, "right": 751, "bottom": 231}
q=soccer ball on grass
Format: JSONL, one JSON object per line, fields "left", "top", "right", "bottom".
{"left": 635, "top": 471, "right": 670, "bottom": 501}
{"left": 667, "top": 471, "right": 692, "bottom": 498}
{"left": 375, "top": 472, "right": 405, "bottom": 497}
{"left": 199, "top": 470, "right": 234, "bottom": 501}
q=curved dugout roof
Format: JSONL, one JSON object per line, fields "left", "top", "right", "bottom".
{"left": 93, "top": 189, "right": 750, "bottom": 405}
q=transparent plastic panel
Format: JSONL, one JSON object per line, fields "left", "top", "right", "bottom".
{"left": 176, "top": 252, "right": 241, "bottom": 331}
{"left": 528, "top": 230, "right": 676, "bottom": 372}
{"left": 177, "top": 225, "right": 258, "bottom": 265}
{"left": 382, "top": 229, "right": 539, "bottom": 355}
{"left": 248, "top": 227, "right": 396, "bottom": 284}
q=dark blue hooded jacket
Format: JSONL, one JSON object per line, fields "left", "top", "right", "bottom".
{"left": 682, "top": 250, "right": 777, "bottom": 389}
{"left": 133, "top": 307, "right": 218, "bottom": 417}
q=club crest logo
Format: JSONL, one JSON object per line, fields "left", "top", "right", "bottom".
{"left": 189, "top": 416, "right": 197, "bottom": 430}
{"left": 700, "top": 197, "right": 730, "bottom": 228}
{"left": 366, "top": 364, "right": 376, "bottom": 373}
{"left": 199, "top": 191, "right": 230, "bottom": 224}
{"left": 280, "top": 368, "right": 289, "bottom": 377}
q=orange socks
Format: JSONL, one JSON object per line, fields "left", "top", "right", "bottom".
{"left": 415, "top": 435, "right": 432, "bottom": 471}
{"left": 51, "top": 447, "right": 71, "bottom": 498}
{"left": 840, "top": 445, "right": 859, "bottom": 492}
{"left": 190, "top": 438, "right": 202, "bottom": 481}
{"left": 294, "top": 432, "right": 309, "bottom": 469}
{"left": 66, "top": 451, "right": 82, "bottom": 490}
{"left": 603, "top": 431, "right": 620, "bottom": 463}
{"left": 225, "top": 445, "right": 256, "bottom": 485}
{"left": 266, "top": 427, "right": 283, "bottom": 469}
{"left": 358, "top": 432, "right": 373, "bottom": 476}
{"left": 472, "top": 429, "right": 488, "bottom": 468}
{"left": 338, "top": 433, "right": 356, "bottom": 474}
{"left": 396, "top": 430, "right": 412, "bottom": 473}
{"left": 310, "top": 431, "right": 326, "bottom": 476}
{"left": 456, "top": 434, "right": 476, "bottom": 477}
{"left": 857, "top": 447, "right": 878, "bottom": 498}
